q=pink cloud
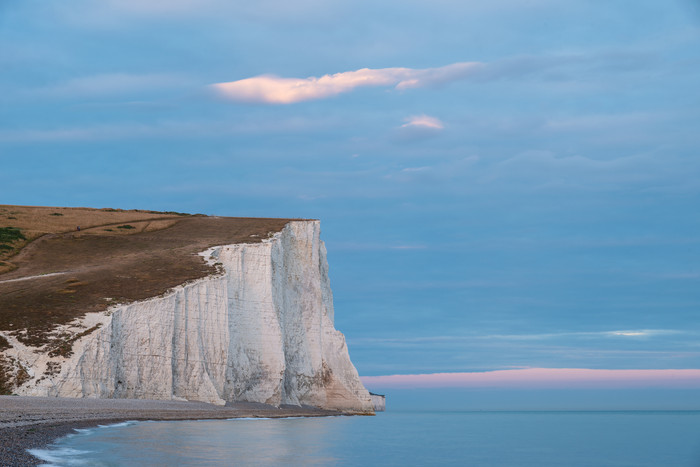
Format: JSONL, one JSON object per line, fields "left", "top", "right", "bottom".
{"left": 401, "top": 115, "right": 444, "bottom": 130}
{"left": 361, "top": 368, "right": 700, "bottom": 389}
{"left": 211, "top": 62, "right": 483, "bottom": 104}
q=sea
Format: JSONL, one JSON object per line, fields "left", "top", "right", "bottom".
{"left": 30, "top": 410, "right": 700, "bottom": 466}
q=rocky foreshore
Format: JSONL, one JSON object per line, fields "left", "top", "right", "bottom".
{"left": 0, "top": 395, "right": 347, "bottom": 466}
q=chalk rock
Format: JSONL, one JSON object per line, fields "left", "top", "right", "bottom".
{"left": 370, "top": 393, "right": 386, "bottom": 412}
{"left": 16, "top": 221, "right": 373, "bottom": 413}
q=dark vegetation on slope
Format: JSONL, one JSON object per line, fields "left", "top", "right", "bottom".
{"left": 0, "top": 227, "right": 26, "bottom": 242}
{"left": 0, "top": 227, "right": 26, "bottom": 256}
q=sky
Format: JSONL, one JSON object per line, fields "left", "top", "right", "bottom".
{"left": 1, "top": 0, "right": 700, "bottom": 408}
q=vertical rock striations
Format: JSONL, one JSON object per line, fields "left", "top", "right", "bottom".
{"left": 11, "top": 221, "right": 373, "bottom": 413}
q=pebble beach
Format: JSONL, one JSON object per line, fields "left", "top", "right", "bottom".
{"left": 0, "top": 396, "right": 342, "bottom": 466}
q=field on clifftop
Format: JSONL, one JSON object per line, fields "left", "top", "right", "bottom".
{"left": 0, "top": 205, "right": 294, "bottom": 393}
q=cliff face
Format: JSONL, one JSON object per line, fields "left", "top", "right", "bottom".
{"left": 4, "top": 221, "right": 373, "bottom": 413}
{"left": 370, "top": 393, "right": 386, "bottom": 412}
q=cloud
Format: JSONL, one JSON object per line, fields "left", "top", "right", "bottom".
{"left": 607, "top": 331, "right": 648, "bottom": 337}
{"left": 0, "top": 123, "right": 206, "bottom": 143}
{"left": 477, "top": 150, "right": 666, "bottom": 191}
{"left": 330, "top": 241, "right": 430, "bottom": 252}
{"left": 396, "top": 114, "right": 445, "bottom": 141}
{"left": 361, "top": 368, "right": 700, "bottom": 389}
{"left": 33, "top": 73, "right": 193, "bottom": 98}
{"left": 0, "top": 116, "right": 335, "bottom": 143}
{"left": 485, "top": 329, "right": 682, "bottom": 340}
{"left": 543, "top": 113, "right": 664, "bottom": 132}
{"left": 211, "top": 62, "right": 483, "bottom": 104}
{"left": 401, "top": 115, "right": 444, "bottom": 130}
{"left": 350, "top": 330, "right": 685, "bottom": 348}
{"left": 104, "top": 0, "right": 215, "bottom": 14}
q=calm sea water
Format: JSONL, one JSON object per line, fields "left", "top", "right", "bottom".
{"left": 31, "top": 411, "right": 700, "bottom": 466}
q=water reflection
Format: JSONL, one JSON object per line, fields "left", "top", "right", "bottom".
{"left": 36, "top": 411, "right": 700, "bottom": 467}
{"left": 63, "top": 417, "right": 344, "bottom": 466}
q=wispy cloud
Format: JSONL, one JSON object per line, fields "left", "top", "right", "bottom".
{"left": 0, "top": 123, "right": 207, "bottom": 143}
{"left": 350, "top": 330, "right": 685, "bottom": 347}
{"left": 211, "top": 62, "right": 483, "bottom": 104}
{"left": 395, "top": 114, "right": 445, "bottom": 141}
{"left": 330, "top": 241, "right": 429, "bottom": 252}
{"left": 103, "top": 0, "right": 215, "bottom": 14}
{"left": 33, "top": 73, "right": 193, "bottom": 98}
{"left": 543, "top": 112, "right": 664, "bottom": 132}
{"left": 0, "top": 116, "right": 334, "bottom": 143}
{"left": 485, "top": 329, "right": 683, "bottom": 340}
{"left": 361, "top": 368, "right": 700, "bottom": 389}
{"left": 607, "top": 330, "right": 647, "bottom": 337}
{"left": 401, "top": 115, "right": 444, "bottom": 130}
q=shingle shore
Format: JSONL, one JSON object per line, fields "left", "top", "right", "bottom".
{"left": 0, "top": 396, "right": 345, "bottom": 466}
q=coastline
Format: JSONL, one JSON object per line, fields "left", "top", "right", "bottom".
{"left": 0, "top": 396, "right": 353, "bottom": 466}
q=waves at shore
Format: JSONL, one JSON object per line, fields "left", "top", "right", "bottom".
{"left": 28, "top": 421, "right": 137, "bottom": 466}
{"left": 0, "top": 396, "right": 346, "bottom": 466}
{"left": 29, "top": 447, "right": 93, "bottom": 466}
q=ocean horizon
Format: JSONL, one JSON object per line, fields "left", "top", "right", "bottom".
{"left": 31, "top": 409, "right": 700, "bottom": 466}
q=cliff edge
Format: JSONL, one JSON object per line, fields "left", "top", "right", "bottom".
{"left": 0, "top": 207, "right": 373, "bottom": 414}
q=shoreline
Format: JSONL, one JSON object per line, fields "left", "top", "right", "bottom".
{"left": 0, "top": 396, "right": 356, "bottom": 466}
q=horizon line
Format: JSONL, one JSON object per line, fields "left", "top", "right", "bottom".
{"left": 360, "top": 368, "right": 700, "bottom": 389}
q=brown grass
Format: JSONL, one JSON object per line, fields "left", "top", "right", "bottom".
{"left": 0, "top": 205, "right": 191, "bottom": 274}
{"left": 0, "top": 205, "right": 296, "bottom": 351}
{"left": 0, "top": 205, "right": 187, "bottom": 236}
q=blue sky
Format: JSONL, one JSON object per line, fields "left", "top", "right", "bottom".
{"left": 2, "top": 1, "right": 700, "bottom": 401}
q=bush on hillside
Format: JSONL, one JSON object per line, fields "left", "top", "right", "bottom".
{"left": 0, "top": 227, "right": 25, "bottom": 243}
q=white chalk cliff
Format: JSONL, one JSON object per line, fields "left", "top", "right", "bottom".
{"left": 7, "top": 221, "right": 373, "bottom": 413}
